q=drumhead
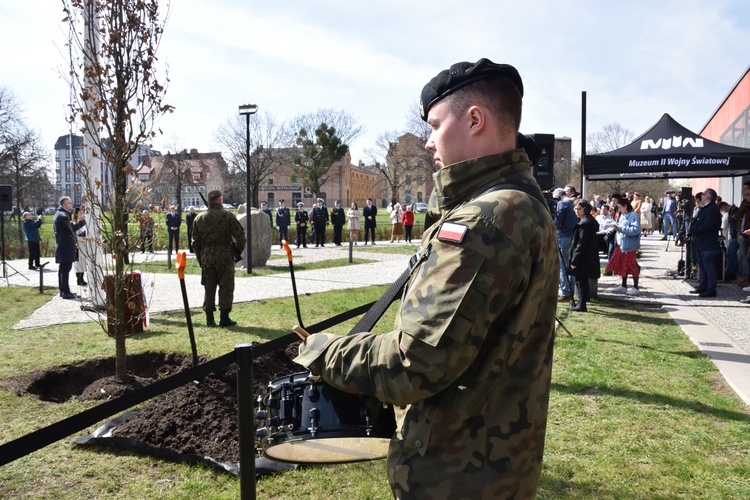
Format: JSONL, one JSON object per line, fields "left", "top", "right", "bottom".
{"left": 264, "top": 437, "right": 391, "bottom": 464}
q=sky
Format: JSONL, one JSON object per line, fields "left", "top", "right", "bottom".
{"left": 1, "top": 0, "right": 749, "bottom": 168}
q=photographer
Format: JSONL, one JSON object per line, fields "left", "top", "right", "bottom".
{"left": 22, "top": 211, "right": 43, "bottom": 270}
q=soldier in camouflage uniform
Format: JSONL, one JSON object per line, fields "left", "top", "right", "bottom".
{"left": 192, "top": 190, "right": 246, "bottom": 327}
{"left": 295, "top": 59, "right": 559, "bottom": 499}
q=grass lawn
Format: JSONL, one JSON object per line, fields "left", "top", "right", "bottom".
{"left": 1, "top": 287, "right": 749, "bottom": 498}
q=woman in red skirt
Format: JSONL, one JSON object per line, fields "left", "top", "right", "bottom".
{"left": 606, "top": 197, "right": 642, "bottom": 295}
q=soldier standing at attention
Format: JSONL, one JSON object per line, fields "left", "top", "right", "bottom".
{"left": 294, "top": 59, "right": 559, "bottom": 499}
{"left": 294, "top": 202, "right": 309, "bottom": 248}
{"left": 311, "top": 197, "right": 329, "bottom": 247}
{"left": 192, "top": 190, "right": 246, "bottom": 327}
{"left": 330, "top": 200, "right": 346, "bottom": 246}
{"left": 275, "top": 199, "right": 291, "bottom": 249}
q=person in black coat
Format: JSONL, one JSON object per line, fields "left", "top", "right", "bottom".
{"left": 311, "top": 197, "right": 329, "bottom": 247}
{"left": 295, "top": 202, "right": 309, "bottom": 248}
{"left": 275, "top": 200, "right": 291, "bottom": 248}
{"left": 568, "top": 199, "right": 600, "bottom": 312}
{"left": 54, "top": 196, "right": 86, "bottom": 299}
{"left": 330, "top": 200, "right": 346, "bottom": 246}
{"left": 688, "top": 189, "right": 722, "bottom": 297}
{"left": 166, "top": 205, "right": 182, "bottom": 252}
{"left": 362, "top": 197, "right": 377, "bottom": 244}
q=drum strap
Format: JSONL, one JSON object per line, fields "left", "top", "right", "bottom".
{"left": 347, "top": 256, "right": 416, "bottom": 335}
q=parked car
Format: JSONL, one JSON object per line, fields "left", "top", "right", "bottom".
{"left": 44, "top": 207, "right": 56, "bottom": 215}
{"left": 222, "top": 203, "right": 234, "bottom": 209}
{"left": 197, "top": 205, "right": 208, "bottom": 211}
{"left": 414, "top": 202, "right": 428, "bottom": 213}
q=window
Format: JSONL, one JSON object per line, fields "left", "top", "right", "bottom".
{"left": 139, "top": 174, "right": 149, "bottom": 181}
{"left": 192, "top": 172, "right": 201, "bottom": 180}
{"left": 268, "top": 178, "right": 274, "bottom": 185}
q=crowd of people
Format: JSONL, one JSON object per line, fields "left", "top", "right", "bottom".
{"left": 552, "top": 184, "right": 747, "bottom": 307}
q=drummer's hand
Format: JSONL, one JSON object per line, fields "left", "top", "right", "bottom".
{"left": 293, "top": 325, "right": 310, "bottom": 341}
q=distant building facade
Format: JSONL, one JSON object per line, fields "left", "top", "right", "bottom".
{"left": 134, "top": 149, "right": 228, "bottom": 209}
{"left": 54, "top": 133, "right": 150, "bottom": 207}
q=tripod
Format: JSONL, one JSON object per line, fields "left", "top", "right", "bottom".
{"left": 0, "top": 212, "right": 28, "bottom": 286}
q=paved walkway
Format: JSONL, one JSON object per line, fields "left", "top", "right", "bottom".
{"left": 4, "top": 235, "right": 750, "bottom": 405}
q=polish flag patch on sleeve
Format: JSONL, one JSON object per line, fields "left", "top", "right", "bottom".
{"left": 437, "top": 222, "right": 468, "bottom": 243}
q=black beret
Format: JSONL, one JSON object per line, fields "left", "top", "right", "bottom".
{"left": 208, "top": 190, "right": 222, "bottom": 201}
{"left": 420, "top": 58, "right": 523, "bottom": 121}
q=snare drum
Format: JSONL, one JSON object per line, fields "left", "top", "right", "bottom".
{"left": 256, "top": 372, "right": 396, "bottom": 464}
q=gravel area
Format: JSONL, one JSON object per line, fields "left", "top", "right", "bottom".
{"left": 8, "top": 240, "right": 415, "bottom": 330}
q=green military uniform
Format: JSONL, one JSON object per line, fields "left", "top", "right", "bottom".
{"left": 295, "top": 150, "right": 559, "bottom": 499}
{"left": 192, "top": 203, "right": 246, "bottom": 313}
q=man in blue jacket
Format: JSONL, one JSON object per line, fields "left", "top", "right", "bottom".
{"left": 555, "top": 187, "right": 577, "bottom": 300}
{"left": 23, "top": 211, "right": 43, "bottom": 270}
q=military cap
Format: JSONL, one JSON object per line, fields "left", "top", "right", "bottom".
{"left": 316, "top": 197, "right": 324, "bottom": 202}
{"left": 297, "top": 202, "right": 304, "bottom": 206}
{"left": 208, "top": 190, "right": 222, "bottom": 201}
{"left": 419, "top": 58, "right": 523, "bottom": 121}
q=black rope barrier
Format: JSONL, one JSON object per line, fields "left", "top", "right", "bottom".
{"left": 0, "top": 300, "right": 378, "bottom": 467}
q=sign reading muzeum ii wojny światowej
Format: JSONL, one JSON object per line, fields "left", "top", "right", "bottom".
{"left": 584, "top": 114, "right": 750, "bottom": 180}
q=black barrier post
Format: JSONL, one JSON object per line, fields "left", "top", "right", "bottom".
{"left": 349, "top": 239, "right": 353, "bottom": 263}
{"left": 235, "top": 343, "right": 256, "bottom": 499}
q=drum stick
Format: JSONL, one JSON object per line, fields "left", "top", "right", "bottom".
{"left": 282, "top": 240, "right": 305, "bottom": 328}
{"left": 293, "top": 325, "right": 310, "bottom": 340}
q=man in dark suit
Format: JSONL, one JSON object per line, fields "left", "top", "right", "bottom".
{"left": 53, "top": 196, "right": 86, "bottom": 299}
{"left": 166, "top": 204, "right": 182, "bottom": 253}
{"left": 689, "top": 188, "right": 722, "bottom": 297}
{"left": 275, "top": 199, "right": 291, "bottom": 248}
{"left": 363, "top": 197, "right": 377, "bottom": 245}
{"left": 330, "top": 200, "right": 346, "bottom": 246}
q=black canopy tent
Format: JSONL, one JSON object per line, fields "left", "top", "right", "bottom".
{"left": 583, "top": 113, "right": 750, "bottom": 180}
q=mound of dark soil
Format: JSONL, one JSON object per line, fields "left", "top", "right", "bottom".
{"left": 2, "top": 344, "right": 304, "bottom": 464}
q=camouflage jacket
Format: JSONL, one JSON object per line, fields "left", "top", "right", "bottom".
{"left": 295, "top": 150, "right": 559, "bottom": 499}
{"left": 192, "top": 205, "right": 246, "bottom": 267}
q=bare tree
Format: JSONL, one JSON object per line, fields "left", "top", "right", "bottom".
{"left": 587, "top": 123, "right": 635, "bottom": 154}
{"left": 63, "top": 0, "right": 172, "bottom": 381}
{"left": 586, "top": 123, "right": 669, "bottom": 198}
{"left": 289, "top": 108, "right": 364, "bottom": 146}
{"left": 0, "top": 87, "right": 51, "bottom": 247}
{"left": 215, "top": 112, "right": 288, "bottom": 207}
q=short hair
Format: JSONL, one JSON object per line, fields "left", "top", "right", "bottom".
{"left": 59, "top": 196, "right": 71, "bottom": 206}
{"left": 704, "top": 188, "right": 717, "bottom": 202}
{"left": 446, "top": 75, "right": 522, "bottom": 134}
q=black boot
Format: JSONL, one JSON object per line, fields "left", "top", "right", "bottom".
{"left": 219, "top": 309, "right": 237, "bottom": 327}
{"left": 569, "top": 301, "right": 588, "bottom": 312}
{"left": 76, "top": 273, "right": 88, "bottom": 286}
{"left": 206, "top": 311, "right": 216, "bottom": 327}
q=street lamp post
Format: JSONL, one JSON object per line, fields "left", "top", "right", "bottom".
{"left": 239, "top": 103, "right": 258, "bottom": 274}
